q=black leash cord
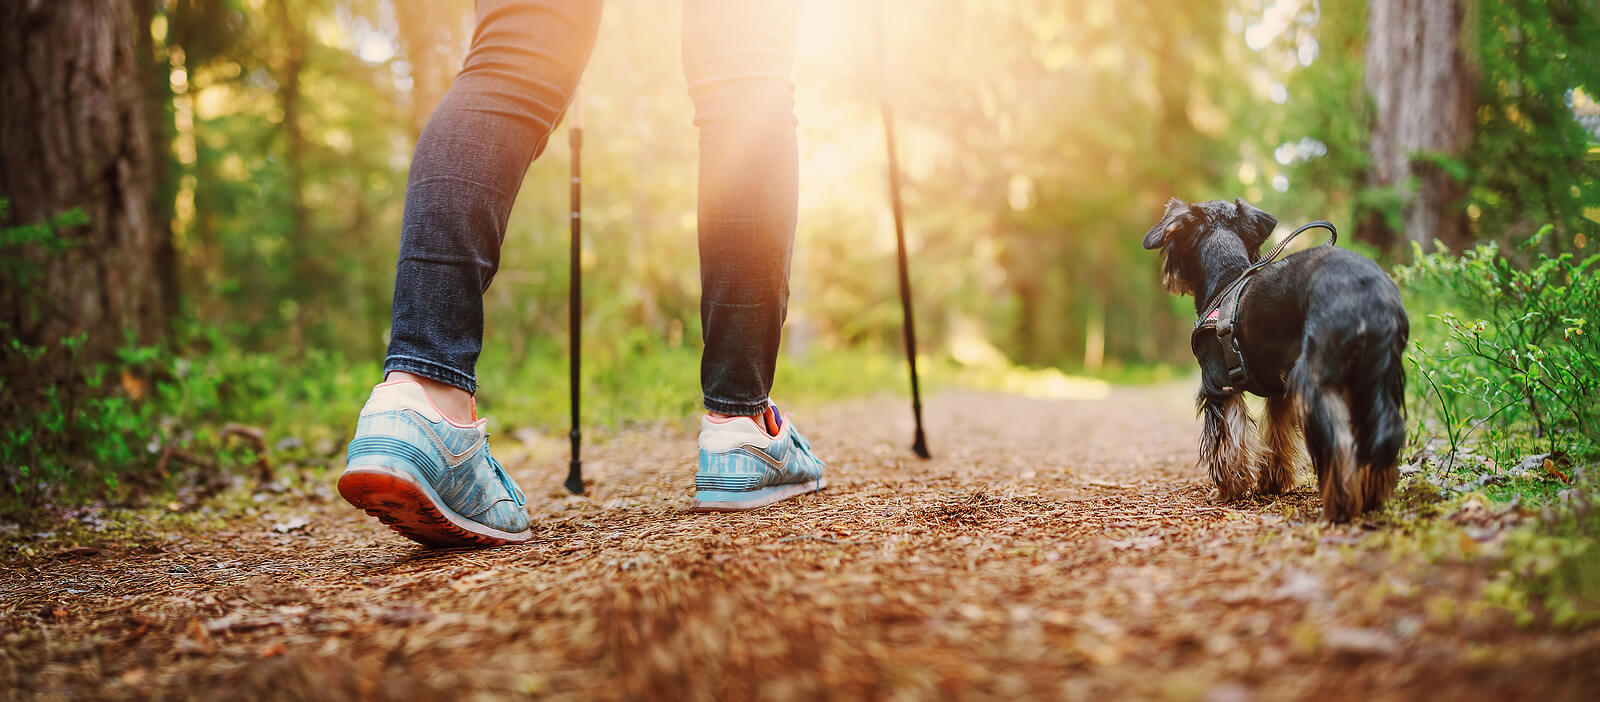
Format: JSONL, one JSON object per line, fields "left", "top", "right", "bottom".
{"left": 1195, "top": 220, "right": 1337, "bottom": 326}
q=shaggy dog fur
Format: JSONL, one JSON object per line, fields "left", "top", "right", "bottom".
{"left": 1142, "top": 198, "right": 1409, "bottom": 521}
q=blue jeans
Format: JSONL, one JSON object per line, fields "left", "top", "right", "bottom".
{"left": 384, "top": 0, "right": 797, "bottom": 417}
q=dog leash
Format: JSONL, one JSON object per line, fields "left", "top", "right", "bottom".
{"left": 1191, "top": 220, "right": 1338, "bottom": 393}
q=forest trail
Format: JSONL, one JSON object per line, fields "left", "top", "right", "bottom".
{"left": 4, "top": 386, "right": 1598, "bottom": 700}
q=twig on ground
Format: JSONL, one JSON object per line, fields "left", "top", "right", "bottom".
{"left": 775, "top": 534, "right": 862, "bottom": 545}
{"left": 222, "top": 423, "right": 272, "bottom": 483}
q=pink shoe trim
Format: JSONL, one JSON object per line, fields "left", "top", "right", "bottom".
{"left": 375, "top": 379, "right": 480, "bottom": 429}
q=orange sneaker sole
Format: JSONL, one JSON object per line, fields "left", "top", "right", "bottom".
{"left": 337, "top": 465, "right": 531, "bottom": 548}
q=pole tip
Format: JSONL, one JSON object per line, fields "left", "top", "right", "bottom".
{"left": 564, "top": 462, "right": 585, "bottom": 495}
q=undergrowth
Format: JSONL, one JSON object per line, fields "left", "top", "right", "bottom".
{"left": 3, "top": 320, "right": 1150, "bottom": 512}
{"left": 1395, "top": 227, "right": 1600, "bottom": 627}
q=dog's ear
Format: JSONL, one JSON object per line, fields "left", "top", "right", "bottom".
{"left": 1234, "top": 198, "right": 1278, "bottom": 252}
{"left": 1144, "top": 198, "right": 1202, "bottom": 250}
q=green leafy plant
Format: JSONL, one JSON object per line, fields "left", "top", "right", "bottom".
{"left": 1397, "top": 228, "right": 1600, "bottom": 468}
{"left": 0, "top": 198, "right": 86, "bottom": 288}
{"left": 1397, "top": 228, "right": 1600, "bottom": 628}
{"left": 1485, "top": 494, "right": 1600, "bottom": 628}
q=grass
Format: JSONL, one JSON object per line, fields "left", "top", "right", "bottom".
{"left": 3, "top": 329, "right": 1181, "bottom": 511}
{"left": 469, "top": 333, "right": 1183, "bottom": 436}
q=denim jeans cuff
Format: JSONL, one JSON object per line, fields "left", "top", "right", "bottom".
{"left": 703, "top": 396, "right": 768, "bottom": 417}
{"left": 384, "top": 355, "right": 478, "bottom": 394}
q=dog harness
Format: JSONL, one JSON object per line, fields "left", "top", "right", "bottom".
{"left": 1191, "top": 220, "right": 1338, "bottom": 394}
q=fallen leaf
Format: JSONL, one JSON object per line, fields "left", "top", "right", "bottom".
{"left": 174, "top": 618, "right": 214, "bottom": 656}
{"left": 120, "top": 370, "right": 146, "bottom": 400}
{"left": 1073, "top": 632, "right": 1124, "bottom": 665}
{"left": 375, "top": 606, "right": 433, "bottom": 625}
{"left": 1323, "top": 627, "right": 1399, "bottom": 656}
{"left": 1275, "top": 571, "right": 1325, "bottom": 602}
{"left": 273, "top": 516, "right": 310, "bottom": 534}
{"left": 1544, "top": 458, "right": 1570, "bottom": 484}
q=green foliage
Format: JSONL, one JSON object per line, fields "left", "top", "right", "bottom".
{"left": 1467, "top": 0, "right": 1600, "bottom": 245}
{"left": 144, "top": 0, "right": 1236, "bottom": 378}
{"left": 1244, "top": 0, "right": 1378, "bottom": 236}
{"left": 0, "top": 203, "right": 133, "bottom": 503}
{"left": 1248, "top": 0, "right": 1600, "bottom": 254}
{"left": 879, "top": 0, "right": 1241, "bottom": 367}
{"left": 1394, "top": 227, "right": 1600, "bottom": 628}
{"left": 1397, "top": 230, "right": 1600, "bottom": 468}
{"left": 0, "top": 199, "right": 88, "bottom": 323}
{"left": 0, "top": 312, "right": 971, "bottom": 507}
{"left": 0, "top": 199, "right": 86, "bottom": 283}
{"left": 2, "top": 334, "right": 153, "bottom": 502}
{"left": 1485, "top": 492, "right": 1600, "bottom": 627}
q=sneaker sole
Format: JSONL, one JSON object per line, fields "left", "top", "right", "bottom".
{"left": 689, "top": 478, "right": 828, "bottom": 513}
{"left": 337, "top": 465, "right": 532, "bottom": 547}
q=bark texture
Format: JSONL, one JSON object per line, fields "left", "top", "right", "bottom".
{"left": 1362, "top": 0, "right": 1477, "bottom": 253}
{"left": 0, "top": 0, "right": 165, "bottom": 362}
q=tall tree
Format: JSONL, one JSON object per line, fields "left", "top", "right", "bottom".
{"left": 269, "top": 0, "right": 316, "bottom": 352}
{"left": 0, "top": 0, "right": 168, "bottom": 364}
{"left": 1361, "top": 0, "right": 1477, "bottom": 252}
{"left": 393, "top": 0, "right": 470, "bottom": 140}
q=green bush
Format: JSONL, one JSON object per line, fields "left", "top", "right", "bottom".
{"left": 1395, "top": 228, "right": 1600, "bottom": 628}
{"left": 0, "top": 326, "right": 363, "bottom": 506}
{"left": 1397, "top": 227, "right": 1600, "bottom": 467}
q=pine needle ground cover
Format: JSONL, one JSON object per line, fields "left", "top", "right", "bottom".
{"left": 5, "top": 387, "right": 1596, "bottom": 700}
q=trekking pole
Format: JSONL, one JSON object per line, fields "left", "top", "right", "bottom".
{"left": 565, "top": 88, "right": 586, "bottom": 494}
{"left": 877, "top": 2, "right": 931, "bottom": 459}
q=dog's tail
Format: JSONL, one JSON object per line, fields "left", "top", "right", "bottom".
{"left": 1293, "top": 306, "right": 1408, "bottom": 521}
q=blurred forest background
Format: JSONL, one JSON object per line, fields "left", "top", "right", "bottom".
{"left": 2, "top": 0, "right": 1598, "bottom": 502}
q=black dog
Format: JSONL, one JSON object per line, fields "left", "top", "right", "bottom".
{"left": 1142, "top": 198, "right": 1408, "bottom": 521}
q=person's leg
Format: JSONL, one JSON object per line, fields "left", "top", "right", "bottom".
{"left": 384, "top": 0, "right": 604, "bottom": 421}
{"left": 684, "top": 0, "right": 825, "bottom": 512}
{"left": 682, "top": 0, "right": 799, "bottom": 418}
{"left": 341, "top": 0, "right": 602, "bottom": 547}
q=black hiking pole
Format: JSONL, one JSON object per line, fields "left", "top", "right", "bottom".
{"left": 877, "top": 3, "right": 931, "bottom": 460}
{"left": 565, "top": 89, "right": 586, "bottom": 495}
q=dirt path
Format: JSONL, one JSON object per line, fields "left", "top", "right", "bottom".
{"left": 4, "top": 386, "right": 1598, "bottom": 700}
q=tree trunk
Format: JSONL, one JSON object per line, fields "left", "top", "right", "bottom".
{"left": 1362, "top": 0, "right": 1477, "bottom": 254}
{"left": 270, "top": 0, "right": 313, "bottom": 352}
{"left": 137, "top": 0, "right": 181, "bottom": 323}
{"left": 393, "top": 0, "right": 466, "bottom": 141}
{"left": 0, "top": 0, "right": 166, "bottom": 364}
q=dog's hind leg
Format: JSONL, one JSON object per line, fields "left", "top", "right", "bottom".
{"left": 1308, "top": 393, "right": 1359, "bottom": 521}
{"left": 1354, "top": 389, "right": 1403, "bottom": 515}
{"left": 1198, "top": 392, "right": 1260, "bottom": 502}
{"left": 1293, "top": 360, "right": 1360, "bottom": 521}
{"left": 1359, "top": 463, "right": 1398, "bottom": 514}
{"left": 1256, "top": 393, "right": 1301, "bottom": 495}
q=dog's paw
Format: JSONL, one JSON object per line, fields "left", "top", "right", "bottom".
{"left": 1211, "top": 466, "right": 1256, "bottom": 502}
{"left": 1256, "top": 460, "right": 1297, "bottom": 495}
{"left": 1209, "top": 483, "right": 1252, "bottom": 504}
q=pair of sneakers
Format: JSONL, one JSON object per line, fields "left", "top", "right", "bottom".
{"left": 337, "top": 380, "right": 827, "bottom": 547}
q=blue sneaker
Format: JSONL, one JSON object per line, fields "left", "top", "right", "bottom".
{"left": 338, "top": 381, "right": 531, "bottom": 547}
{"left": 691, "top": 403, "right": 827, "bottom": 512}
